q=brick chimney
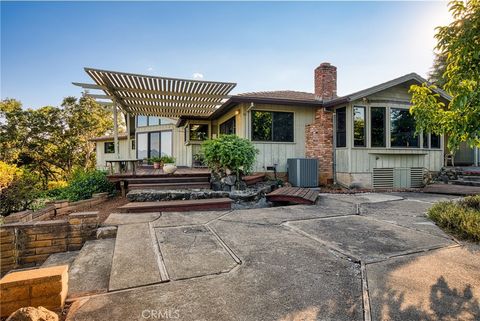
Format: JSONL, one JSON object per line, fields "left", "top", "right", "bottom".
{"left": 305, "top": 62, "right": 336, "bottom": 185}
{"left": 314, "top": 62, "right": 337, "bottom": 101}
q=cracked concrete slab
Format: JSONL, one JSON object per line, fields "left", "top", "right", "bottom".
{"left": 109, "top": 223, "right": 162, "bottom": 291}
{"left": 320, "top": 193, "right": 403, "bottom": 204}
{"left": 69, "top": 216, "right": 363, "bottom": 321}
{"left": 219, "top": 201, "right": 356, "bottom": 225}
{"left": 367, "top": 246, "right": 480, "bottom": 321}
{"left": 103, "top": 212, "right": 161, "bottom": 225}
{"left": 151, "top": 210, "right": 230, "bottom": 227}
{"left": 68, "top": 239, "right": 115, "bottom": 298}
{"left": 155, "top": 225, "right": 237, "bottom": 280}
{"left": 287, "top": 216, "right": 454, "bottom": 262}
{"left": 389, "top": 192, "right": 460, "bottom": 203}
{"left": 359, "top": 200, "right": 452, "bottom": 238}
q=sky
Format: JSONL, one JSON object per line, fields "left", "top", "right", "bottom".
{"left": 1, "top": 1, "right": 452, "bottom": 109}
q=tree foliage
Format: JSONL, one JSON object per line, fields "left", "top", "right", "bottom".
{"left": 409, "top": 0, "right": 480, "bottom": 152}
{"left": 0, "top": 96, "right": 115, "bottom": 186}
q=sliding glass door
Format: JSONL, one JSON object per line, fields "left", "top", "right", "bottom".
{"left": 136, "top": 131, "right": 172, "bottom": 160}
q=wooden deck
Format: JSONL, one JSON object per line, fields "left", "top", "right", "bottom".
{"left": 107, "top": 166, "right": 210, "bottom": 181}
{"left": 266, "top": 187, "right": 319, "bottom": 205}
{"left": 242, "top": 173, "right": 266, "bottom": 186}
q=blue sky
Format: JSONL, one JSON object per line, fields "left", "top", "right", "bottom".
{"left": 1, "top": 1, "right": 451, "bottom": 109}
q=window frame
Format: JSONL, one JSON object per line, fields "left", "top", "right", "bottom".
{"left": 135, "top": 130, "right": 173, "bottom": 159}
{"left": 188, "top": 123, "right": 210, "bottom": 141}
{"left": 219, "top": 116, "right": 236, "bottom": 135}
{"left": 251, "top": 110, "right": 295, "bottom": 143}
{"left": 104, "top": 142, "right": 115, "bottom": 154}
{"left": 390, "top": 107, "right": 420, "bottom": 148}
{"left": 335, "top": 107, "right": 347, "bottom": 148}
{"left": 353, "top": 106, "right": 367, "bottom": 147}
{"left": 370, "top": 107, "right": 386, "bottom": 148}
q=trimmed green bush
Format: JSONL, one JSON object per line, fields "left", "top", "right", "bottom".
{"left": 201, "top": 135, "right": 258, "bottom": 176}
{"left": 58, "top": 169, "right": 115, "bottom": 202}
{"left": 0, "top": 169, "right": 41, "bottom": 216}
{"left": 428, "top": 195, "right": 480, "bottom": 241}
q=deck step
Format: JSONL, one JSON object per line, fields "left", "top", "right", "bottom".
{"left": 266, "top": 187, "right": 318, "bottom": 205}
{"left": 126, "top": 176, "right": 210, "bottom": 184}
{"left": 243, "top": 173, "right": 266, "bottom": 186}
{"left": 118, "top": 198, "right": 233, "bottom": 213}
{"left": 67, "top": 239, "right": 115, "bottom": 298}
{"left": 109, "top": 223, "right": 163, "bottom": 291}
{"left": 128, "top": 182, "right": 211, "bottom": 190}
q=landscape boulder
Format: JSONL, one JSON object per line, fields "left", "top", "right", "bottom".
{"left": 6, "top": 307, "right": 58, "bottom": 321}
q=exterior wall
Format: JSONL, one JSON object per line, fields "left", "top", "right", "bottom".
{"left": 95, "top": 139, "right": 130, "bottom": 169}
{"left": 243, "top": 103, "right": 316, "bottom": 173}
{"left": 212, "top": 106, "right": 245, "bottom": 138}
{"left": 334, "top": 85, "right": 444, "bottom": 188}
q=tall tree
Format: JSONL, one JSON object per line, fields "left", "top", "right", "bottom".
{"left": 410, "top": 0, "right": 480, "bottom": 152}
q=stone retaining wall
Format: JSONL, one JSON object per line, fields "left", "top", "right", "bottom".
{"left": 3, "top": 192, "right": 109, "bottom": 224}
{"left": 0, "top": 212, "right": 99, "bottom": 275}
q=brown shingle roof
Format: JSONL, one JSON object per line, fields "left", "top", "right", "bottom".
{"left": 89, "top": 133, "right": 128, "bottom": 142}
{"left": 237, "top": 90, "right": 317, "bottom": 101}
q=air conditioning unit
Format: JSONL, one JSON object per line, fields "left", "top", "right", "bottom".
{"left": 287, "top": 158, "right": 318, "bottom": 187}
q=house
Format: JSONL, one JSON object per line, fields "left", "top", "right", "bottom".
{"left": 85, "top": 63, "right": 455, "bottom": 189}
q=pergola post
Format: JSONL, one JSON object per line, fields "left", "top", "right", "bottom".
{"left": 113, "top": 98, "right": 119, "bottom": 159}
{"left": 126, "top": 112, "right": 131, "bottom": 159}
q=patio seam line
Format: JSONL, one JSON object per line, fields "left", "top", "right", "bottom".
{"left": 205, "top": 210, "right": 235, "bottom": 224}
{"left": 360, "top": 262, "right": 372, "bottom": 321}
{"left": 356, "top": 210, "right": 461, "bottom": 243}
{"left": 170, "top": 264, "right": 242, "bottom": 282}
{"left": 281, "top": 222, "right": 361, "bottom": 263}
{"left": 148, "top": 220, "right": 170, "bottom": 282}
{"left": 205, "top": 224, "right": 242, "bottom": 265}
{"left": 364, "top": 243, "right": 462, "bottom": 265}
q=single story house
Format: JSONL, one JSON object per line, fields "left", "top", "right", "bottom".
{"left": 86, "top": 63, "right": 477, "bottom": 189}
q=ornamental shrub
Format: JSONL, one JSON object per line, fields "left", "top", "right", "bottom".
{"left": 201, "top": 135, "right": 258, "bottom": 176}
{"left": 428, "top": 195, "right": 480, "bottom": 241}
{"left": 59, "top": 169, "right": 115, "bottom": 202}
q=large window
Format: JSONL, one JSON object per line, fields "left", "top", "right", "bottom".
{"left": 136, "top": 131, "right": 173, "bottom": 160}
{"left": 252, "top": 111, "right": 294, "bottom": 142}
{"left": 189, "top": 124, "right": 209, "bottom": 141}
{"left": 219, "top": 117, "right": 236, "bottom": 135}
{"left": 390, "top": 108, "right": 419, "bottom": 147}
{"left": 371, "top": 107, "right": 386, "bottom": 147}
{"left": 104, "top": 142, "right": 115, "bottom": 154}
{"left": 336, "top": 107, "right": 346, "bottom": 147}
{"left": 137, "top": 116, "right": 174, "bottom": 127}
{"left": 353, "top": 106, "right": 366, "bottom": 147}
{"left": 431, "top": 133, "right": 441, "bottom": 148}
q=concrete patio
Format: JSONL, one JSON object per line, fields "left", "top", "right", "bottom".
{"left": 64, "top": 192, "right": 480, "bottom": 321}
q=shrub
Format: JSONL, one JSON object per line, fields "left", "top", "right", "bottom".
{"left": 59, "top": 169, "right": 115, "bottom": 202}
{"left": 161, "top": 155, "right": 175, "bottom": 164}
{"left": 428, "top": 195, "right": 480, "bottom": 241}
{"left": 201, "top": 135, "right": 258, "bottom": 176}
{"left": 0, "top": 168, "right": 41, "bottom": 216}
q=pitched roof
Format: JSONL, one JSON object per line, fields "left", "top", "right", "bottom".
{"left": 237, "top": 90, "right": 316, "bottom": 101}
{"left": 323, "top": 73, "right": 451, "bottom": 107}
{"left": 89, "top": 133, "right": 128, "bottom": 142}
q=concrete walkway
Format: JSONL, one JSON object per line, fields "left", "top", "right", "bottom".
{"left": 66, "top": 192, "right": 480, "bottom": 321}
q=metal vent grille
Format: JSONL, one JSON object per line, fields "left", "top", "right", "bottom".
{"left": 410, "top": 167, "right": 424, "bottom": 188}
{"left": 373, "top": 168, "right": 394, "bottom": 189}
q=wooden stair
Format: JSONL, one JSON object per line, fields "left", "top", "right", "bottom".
{"left": 242, "top": 173, "right": 266, "bottom": 186}
{"left": 266, "top": 187, "right": 318, "bottom": 205}
{"left": 118, "top": 198, "right": 233, "bottom": 213}
{"left": 126, "top": 175, "right": 210, "bottom": 191}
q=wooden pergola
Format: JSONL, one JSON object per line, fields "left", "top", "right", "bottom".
{"left": 73, "top": 68, "right": 236, "bottom": 158}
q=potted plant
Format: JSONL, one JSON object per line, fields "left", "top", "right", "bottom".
{"left": 150, "top": 157, "right": 163, "bottom": 169}
{"left": 193, "top": 153, "right": 205, "bottom": 168}
{"left": 161, "top": 156, "right": 177, "bottom": 174}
